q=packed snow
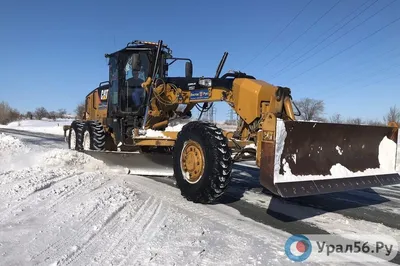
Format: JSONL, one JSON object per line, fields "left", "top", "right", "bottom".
{"left": 0, "top": 132, "right": 296, "bottom": 265}
{"left": 0, "top": 119, "right": 74, "bottom": 136}
{"left": 1, "top": 122, "right": 400, "bottom": 264}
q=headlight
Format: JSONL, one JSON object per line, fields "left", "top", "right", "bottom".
{"left": 198, "top": 78, "right": 212, "bottom": 87}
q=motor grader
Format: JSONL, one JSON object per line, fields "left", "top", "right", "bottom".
{"left": 64, "top": 40, "right": 400, "bottom": 203}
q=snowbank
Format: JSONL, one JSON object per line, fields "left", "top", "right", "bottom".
{"left": 0, "top": 119, "right": 73, "bottom": 136}
{"left": 0, "top": 133, "right": 105, "bottom": 172}
{"left": 0, "top": 132, "right": 292, "bottom": 265}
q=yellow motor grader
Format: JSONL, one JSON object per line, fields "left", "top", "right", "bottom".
{"left": 64, "top": 40, "right": 400, "bottom": 203}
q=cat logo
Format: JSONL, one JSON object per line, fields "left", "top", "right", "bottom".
{"left": 100, "top": 89, "right": 109, "bottom": 100}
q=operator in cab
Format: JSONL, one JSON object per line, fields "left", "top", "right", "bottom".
{"left": 125, "top": 54, "right": 148, "bottom": 111}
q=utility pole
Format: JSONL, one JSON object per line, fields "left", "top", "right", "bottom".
{"left": 226, "top": 108, "right": 236, "bottom": 124}
{"left": 210, "top": 105, "right": 216, "bottom": 123}
{"left": 201, "top": 104, "right": 217, "bottom": 123}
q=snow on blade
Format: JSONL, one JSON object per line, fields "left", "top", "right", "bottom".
{"left": 379, "top": 136, "right": 397, "bottom": 171}
{"left": 335, "top": 145, "right": 343, "bottom": 155}
{"left": 397, "top": 129, "right": 400, "bottom": 171}
{"left": 274, "top": 119, "right": 287, "bottom": 179}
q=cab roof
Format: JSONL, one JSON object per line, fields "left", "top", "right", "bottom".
{"left": 104, "top": 40, "right": 172, "bottom": 58}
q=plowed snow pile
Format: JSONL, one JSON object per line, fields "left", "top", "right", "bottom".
{"left": 0, "top": 133, "right": 105, "bottom": 172}
{"left": 0, "top": 133, "right": 293, "bottom": 265}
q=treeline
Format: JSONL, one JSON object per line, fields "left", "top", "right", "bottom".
{"left": 0, "top": 101, "right": 70, "bottom": 125}
{"left": 293, "top": 98, "right": 400, "bottom": 126}
{"left": 2, "top": 99, "right": 400, "bottom": 127}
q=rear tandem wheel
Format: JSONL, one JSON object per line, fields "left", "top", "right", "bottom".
{"left": 81, "top": 121, "right": 106, "bottom": 151}
{"left": 68, "top": 120, "right": 84, "bottom": 150}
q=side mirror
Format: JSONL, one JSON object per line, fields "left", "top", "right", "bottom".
{"left": 185, "top": 61, "right": 193, "bottom": 78}
{"left": 132, "top": 54, "right": 141, "bottom": 71}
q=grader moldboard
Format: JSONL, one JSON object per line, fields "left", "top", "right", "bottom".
{"left": 64, "top": 40, "right": 400, "bottom": 203}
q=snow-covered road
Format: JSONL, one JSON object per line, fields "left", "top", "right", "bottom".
{"left": 1, "top": 128, "right": 400, "bottom": 265}
{"left": 0, "top": 130, "right": 293, "bottom": 266}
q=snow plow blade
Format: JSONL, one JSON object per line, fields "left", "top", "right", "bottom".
{"left": 82, "top": 150, "right": 174, "bottom": 176}
{"left": 259, "top": 120, "right": 400, "bottom": 198}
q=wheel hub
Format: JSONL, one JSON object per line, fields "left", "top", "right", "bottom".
{"left": 180, "top": 140, "right": 204, "bottom": 183}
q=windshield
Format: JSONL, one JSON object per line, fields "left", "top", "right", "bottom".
{"left": 125, "top": 52, "right": 150, "bottom": 85}
{"left": 122, "top": 52, "right": 151, "bottom": 113}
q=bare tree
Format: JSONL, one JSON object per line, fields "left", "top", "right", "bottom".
{"left": 294, "top": 98, "right": 325, "bottom": 121}
{"left": 366, "top": 119, "right": 384, "bottom": 126}
{"left": 383, "top": 105, "right": 400, "bottom": 125}
{"left": 57, "top": 108, "right": 67, "bottom": 118}
{"left": 74, "top": 102, "right": 85, "bottom": 119}
{"left": 34, "top": 107, "right": 48, "bottom": 120}
{"left": 329, "top": 113, "right": 342, "bottom": 123}
{"left": 346, "top": 117, "right": 363, "bottom": 125}
{"left": 47, "top": 111, "right": 57, "bottom": 121}
{"left": 9, "top": 109, "right": 20, "bottom": 122}
{"left": 26, "top": 111, "right": 33, "bottom": 120}
{"left": 0, "top": 101, "right": 21, "bottom": 124}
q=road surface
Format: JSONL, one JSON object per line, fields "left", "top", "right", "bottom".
{"left": 0, "top": 128, "right": 399, "bottom": 265}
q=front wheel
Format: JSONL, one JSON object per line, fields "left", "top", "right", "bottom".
{"left": 173, "top": 121, "right": 232, "bottom": 203}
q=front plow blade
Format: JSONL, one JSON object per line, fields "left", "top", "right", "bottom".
{"left": 260, "top": 120, "right": 400, "bottom": 197}
{"left": 82, "top": 150, "right": 174, "bottom": 176}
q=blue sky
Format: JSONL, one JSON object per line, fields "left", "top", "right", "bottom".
{"left": 1, "top": 0, "right": 399, "bottom": 122}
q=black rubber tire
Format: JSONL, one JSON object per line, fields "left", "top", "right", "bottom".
{"left": 173, "top": 121, "right": 232, "bottom": 203}
{"left": 81, "top": 121, "right": 106, "bottom": 151}
{"left": 68, "top": 120, "right": 84, "bottom": 150}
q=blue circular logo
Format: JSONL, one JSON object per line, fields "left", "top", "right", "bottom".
{"left": 285, "top": 234, "right": 312, "bottom": 262}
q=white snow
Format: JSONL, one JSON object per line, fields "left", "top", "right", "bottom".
{"left": 0, "top": 119, "right": 74, "bottom": 136}
{"left": 0, "top": 132, "right": 293, "bottom": 265}
{"left": 165, "top": 123, "right": 185, "bottom": 132}
{"left": 274, "top": 119, "right": 287, "bottom": 179}
{"left": 140, "top": 129, "right": 169, "bottom": 138}
{"left": 398, "top": 130, "right": 400, "bottom": 171}
{"left": 238, "top": 185, "right": 400, "bottom": 249}
{"left": 244, "top": 143, "right": 257, "bottom": 150}
{"left": 379, "top": 136, "right": 397, "bottom": 171}
{"left": 277, "top": 162, "right": 398, "bottom": 183}
{"left": 136, "top": 123, "right": 187, "bottom": 139}
{"left": 335, "top": 145, "right": 343, "bottom": 155}
{"left": 1, "top": 125, "right": 399, "bottom": 265}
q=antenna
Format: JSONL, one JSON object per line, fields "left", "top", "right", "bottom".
{"left": 215, "top": 52, "right": 228, "bottom": 78}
